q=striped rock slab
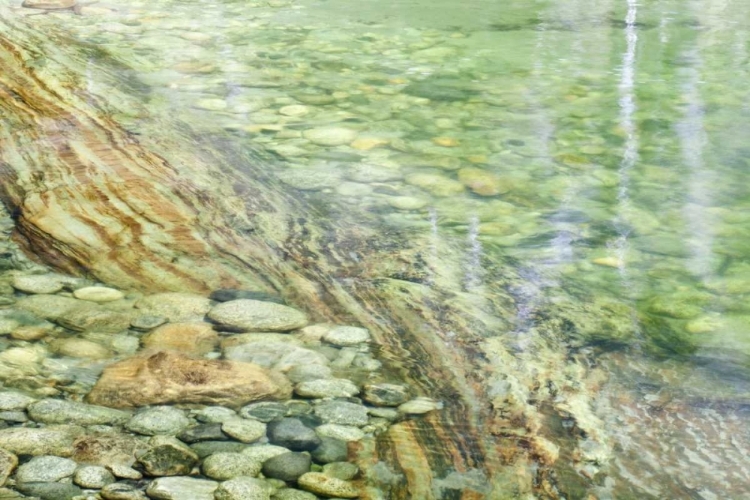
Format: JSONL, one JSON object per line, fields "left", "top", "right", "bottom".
{"left": 0, "top": 8, "right": 609, "bottom": 500}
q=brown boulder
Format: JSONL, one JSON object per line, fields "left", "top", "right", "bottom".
{"left": 142, "top": 322, "right": 219, "bottom": 355}
{"left": 86, "top": 351, "right": 291, "bottom": 408}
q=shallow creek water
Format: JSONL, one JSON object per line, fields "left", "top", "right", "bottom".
{"left": 1, "top": 0, "right": 750, "bottom": 498}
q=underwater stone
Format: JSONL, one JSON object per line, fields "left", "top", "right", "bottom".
{"left": 297, "top": 472, "right": 359, "bottom": 498}
{"left": 262, "top": 452, "right": 312, "bottom": 482}
{"left": 126, "top": 406, "right": 191, "bottom": 436}
{"left": 208, "top": 299, "right": 308, "bottom": 332}
{"left": 73, "top": 286, "right": 125, "bottom": 302}
{"left": 87, "top": 351, "right": 291, "bottom": 408}
{"left": 15, "top": 455, "right": 77, "bottom": 483}
{"left": 221, "top": 418, "right": 267, "bottom": 443}
{"left": 267, "top": 418, "right": 321, "bottom": 451}
{"left": 201, "top": 452, "right": 264, "bottom": 480}
{"left": 73, "top": 465, "right": 115, "bottom": 489}
{"left": 295, "top": 378, "right": 359, "bottom": 399}
{"left": 146, "top": 476, "right": 218, "bottom": 500}
{"left": 303, "top": 127, "right": 358, "bottom": 146}
{"left": 27, "top": 398, "right": 130, "bottom": 426}
{"left": 215, "top": 477, "right": 273, "bottom": 500}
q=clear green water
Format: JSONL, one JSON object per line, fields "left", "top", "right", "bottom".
{"left": 5, "top": 0, "right": 750, "bottom": 497}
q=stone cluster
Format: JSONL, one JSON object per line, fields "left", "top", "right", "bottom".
{"left": 0, "top": 270, "right": 440, "bottom": 499}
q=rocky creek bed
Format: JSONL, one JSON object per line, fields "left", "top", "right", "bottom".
{"left": 0, "top": 243, "right": 439, "bottom": 500}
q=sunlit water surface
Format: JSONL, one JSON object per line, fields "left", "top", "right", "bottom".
{"left": 4, "top": 0, "right": 750, "bottom": 497}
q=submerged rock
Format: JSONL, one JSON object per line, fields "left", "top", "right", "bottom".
{"left": 27, "top": 398, "right": 130, "bottom": 426}
{"left": 215, "top": 477, "right": 273, "bottom": 500}
{"left": 0, "top": 425, "right": 83, "bottom": 456}
{"left": 146, "top": 476, "right": 218, "bottom": 500}
{"left": 86, "top": 351, "right": 291, "bottom": 408}
{"left": 262, "top": 452, "right": 311, "bottom": 481}
{"left": 297, "top": 472, "right": 359, "bottom": 498}
{"left": 15, "top": 455, "right": 77, "bottom": 483}
{"left": 201, "top": 452, "right": 263, "bottom": 480}
{"left": 267, "top": 418, "right": 321, "bottom": 451}
{"left": 142, "top": 322, "right": 219, "bottom": 355}
{"left": 208, "top": 299, "right": 308, "bottom": 332}
{"left": 134, "top": 293, "right": 212, "bottom": 322}
{"left": 0, "top": 449, "right": 17, "bottom": 487}
{"left": 73, "top": 286, "right": 125, "bottom": 302}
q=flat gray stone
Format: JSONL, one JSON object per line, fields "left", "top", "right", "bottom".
{"left": 190, "top": 441, "right": 248, "bottom": 459}
{"left": 195, "top": 406, "right": 237, "bottom": 423}
{"left": 311, "top": 437, "right": 348, "bottom": 464}
{"left": 201, "top": 452, "right": 263, "bottom": 480}
{"left": 208, "top": 299, "right": 308, "bottom": 332}
{"left": 262, "top": 452, "right": 311, "bottom": 482}
{"left": 215, "top": 477, "right": 273, "bottom": 500}
{"left": 239, "top": 402, "right": 288, "bottom": 422}
{"left": 295, "top": 379, "right": 359, "bottom": 398}
{"left": 224, "top": 342, "right": 328, "bottom": 371}
{"left": 126, "top": 406, "right": 191, "bottom": 436}
{"left": 322, "top": 326, "right": 370, "bottom": 346}
{"left": 16, "top": 455, "right": 77, "bottom": 483}
{"left": 146, "top": 476, "right": 218, "bottom": 500}
{"left": 221, "top": 418, "right": 266, "bottom": 443}
{"left": 267, "top": 418, "right": 320, "bottom": 451}
{"left": 28, "top": 398, "right": 130, "bottom": 426}
{"left": 12, "top": 274, "right": 64, "bottom": 294}
{"left": 134, "top": 293, "right": 212, "bottom": 322}
{"left": 0, "top": 391, "right": 36, "bottom": 411}
{"left": 0, "top": 425, "right": 83, "bottom": 456}
{"left": 314, "top": 400, "right": 369, "bottom": 426}
{"left": 272, "top": 489, "right": 318, "bottom": 500}
{"left": 101, "top": 482, "right": 148, "bottom": 500}
{"left": 73, "top": 465, "right": 115, "bottom": 488}
{"left": 15, "top": 482, "right": 82, "bottom": 500}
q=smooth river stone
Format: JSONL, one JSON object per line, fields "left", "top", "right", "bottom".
{"left": 86, "top": 351, "right": 291, "bottom": 408}
{"left": 303, "top": 127, "right": 358, "bottom": 146}
{"left": 73, "top": 286, "right": 124, "bottom": 302}
{"left": 12, "top": 274, "right": 64, "bottom": 294}
{"left": 297, "top": 472, "right": 359, "bottom": 499}
{"left": 134, "top": 293, "right": 212, "bottom": 322}
{"left": 146, "top": 477, "right": 218, "bottom": 500}
{"left": 208, "top": 299, "right": 308, "bottom": 332}
{"left": 22, "top": 0, "right": 76, "bottom": 9}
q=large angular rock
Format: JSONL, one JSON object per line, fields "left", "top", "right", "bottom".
{"left": 86, "top": 351, "right": 291, "bottom": 408}
{"left": 208, "top": 299, "right": 308, "bottom": 332}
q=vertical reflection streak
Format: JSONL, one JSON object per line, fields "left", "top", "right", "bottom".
{"left": 613, "top": 0, "right": 639, "bottom": 283}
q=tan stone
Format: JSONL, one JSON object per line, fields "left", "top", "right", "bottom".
{"left": 10, "top": 324, "right": 52, "bottom": 341}
{"left": 51, "top": 338, "right": 111, "bottom": 359}
{"left": 86, "top": 351, "right": 291, "bottom": 408}
{"left": 142, "top": 322, "right": 219, "bottom": 355}
{"left": 22, "top": 0, "right": 76, "bottom": 9}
